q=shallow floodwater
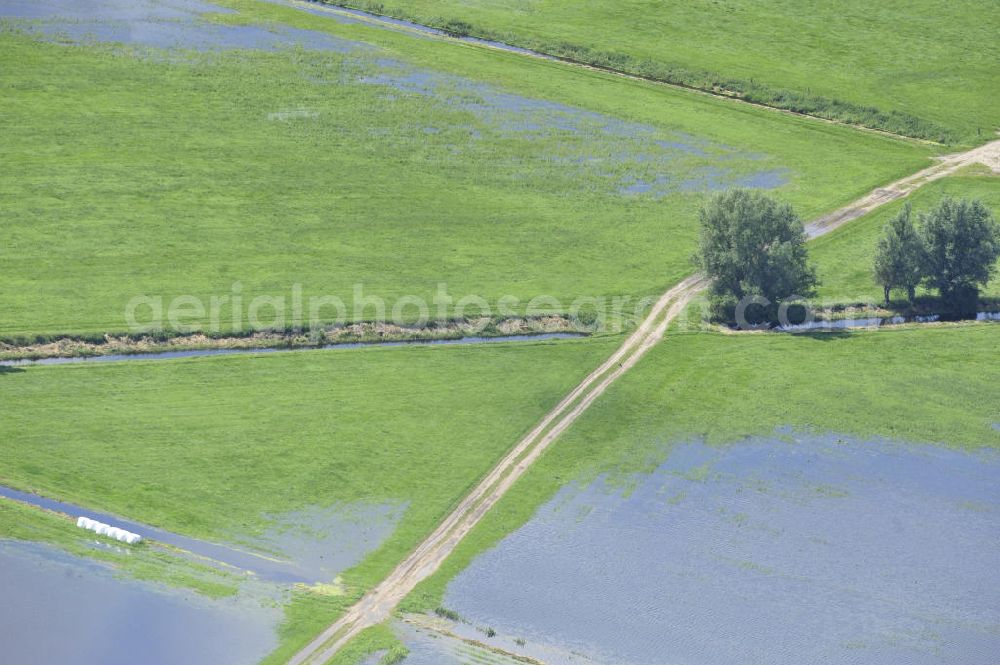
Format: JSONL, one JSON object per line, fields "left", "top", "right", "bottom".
{"left": 0, "top": 539, "right": 280, "bottom": 665}
{"left": 254, "top": 502, "right": 406, "bottom": 583}
{"left": 2, "top": 0, "right": 790, "bottom": 199}
{"left": 0, "top": 0, "right": 363, "bottom": 52}
{"left": 445, "top": 434, "right": 1000, "bottom": 664}
{"left": 388, "top": 620, "right": 531, "bottom": 665}
{"left": 0, "top": 486, "right": 402, "bottom": 584}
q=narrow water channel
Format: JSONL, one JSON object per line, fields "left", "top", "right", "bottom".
{"left": 775, "top": 311, "right": 999, "bottom": 332}
{"left": 0, "top": 333, "right": 586, "bottom": 366}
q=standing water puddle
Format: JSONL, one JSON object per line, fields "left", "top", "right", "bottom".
{"left": 444, "top": 434, "right": 1000, "bottom": 664}
{"left": 0, "top": 0, "right": 366, "bottom": 52}
{"left": 0, "top": 539, "right": 280, "bottom": 665}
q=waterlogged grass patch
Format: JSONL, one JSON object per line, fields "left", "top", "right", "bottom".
{"left": 0, "top": 0, "right": 931, "bottom": 338}
{"left": 0, "top": 499, "right": 239, "bottom": 598}
{"left": 296, "top": 579, "right": 347, "bottom": 596}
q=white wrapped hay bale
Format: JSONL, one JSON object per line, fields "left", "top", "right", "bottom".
{"left": 76, "top": 516, "right": 142, "bottom": 545}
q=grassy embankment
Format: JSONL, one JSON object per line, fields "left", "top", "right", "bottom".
{"left": 403, "top": 324, "right": 1000, "bottom": 616}
{"left": 0, "top": 0, "right": 933, "bottom": 340}
{"left": 0, "top": 337, "right": 614, "bottom": 660}
{"left": 323, "top": 0, "right": 999, "bottom": 144}
{"left": 810, "top": 168, "right": 1000, "bottom": 303}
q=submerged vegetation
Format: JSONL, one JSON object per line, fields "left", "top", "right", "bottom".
{"left": 0, "top": 499, "right": 239, "bottom": 598}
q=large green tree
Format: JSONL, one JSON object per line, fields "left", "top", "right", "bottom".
{"left": 919, "top": 197, "right": 1000, "bottom": 317}
{"left": 696, "top": 189, "right": 818, "bottom": 325}
{"left": 873, "top": 203, "right": 925, "bottom": 305}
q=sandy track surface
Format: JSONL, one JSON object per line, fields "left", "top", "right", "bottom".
{"left": 286, "top": 132, "right": 999, "bottom": 665}
{"left": 287, "top": 273, "right": 706, "bottom": 664}
{"left": 806, "top": 139, "right": 1000, "bottom": 238}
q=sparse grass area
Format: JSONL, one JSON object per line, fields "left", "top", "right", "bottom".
{"left": 0, "top": 0, "right": 932, "bottom": 339}
{"left": 404, "top": 323, "right": 1000, "bottom": 611}
{"left": 325, "top": 0, "right": 999, "bottom": 144}
{"left": 810, "top": 170, "right": 1000, "bottom": 303}
{"left": 0, "top": 337, "right": 614, "bottom": 657}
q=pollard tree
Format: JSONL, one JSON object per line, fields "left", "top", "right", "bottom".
{"left": 696, "top": 188, "right": 818, "bottom": 325}
{"left": 873, "top": 203, "right": 925, "bottom": 305}
{"left": 919, "top": 197, "right": 1000, "bottom": 317}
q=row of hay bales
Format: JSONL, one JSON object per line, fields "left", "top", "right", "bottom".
{"left": 76, "top": 516, "right": 143, "bottom": 545}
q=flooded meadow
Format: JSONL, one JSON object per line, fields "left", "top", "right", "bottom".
{"left": 441, "top": 434, "right": 1000, "bottom": 664}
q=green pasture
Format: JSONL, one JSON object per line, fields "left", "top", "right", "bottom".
{"left": 0, "top": 0, "right": 933, "bottom": 339}
{"left": 326, "top": 0, "right": 999, "bottom": 144}
{"left": 810, "top": 169, "right": 1000, "bottom": 303}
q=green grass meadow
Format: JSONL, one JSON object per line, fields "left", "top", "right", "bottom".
{"left": 0, "top": 0, "right": 934, "bottom": 339}
{"left": 328, "top": 0, "right": 999, "bottom": 144}
{"left": 810, "top": 169, "right": 1000, "bottom": 303}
